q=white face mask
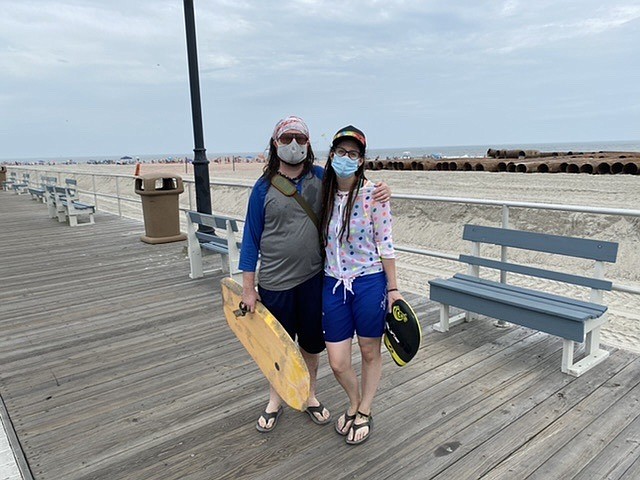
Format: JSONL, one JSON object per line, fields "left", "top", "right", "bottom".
{"left": 277, "top": 140, "right": 308, "bottom": 165}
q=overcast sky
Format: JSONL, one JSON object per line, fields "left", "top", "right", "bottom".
{"left": 1, "top": 0, "right": 639, "bottom": 159}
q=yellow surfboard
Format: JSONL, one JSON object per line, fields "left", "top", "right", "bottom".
{"left": 221, "top": 278, "right": 311, "bottom": 411}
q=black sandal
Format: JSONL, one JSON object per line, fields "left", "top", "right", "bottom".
{"left": 305, "top": 402, "right": 331, "bottom": 425}
{"left": 335, "top": 409, "right": 357, "bottom": 436}
{"left": 346, "top": 411, "right": 373, "bottom": 445}
{"left": 256, "top": 406, "right": 283, "bottom": 433}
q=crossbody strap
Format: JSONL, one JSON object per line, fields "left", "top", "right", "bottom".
{"left": 271, "top": 174, "right": 320, "bottom": 232}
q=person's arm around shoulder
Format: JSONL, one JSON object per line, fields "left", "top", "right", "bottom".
{"left": 371, "top": 179, "right": 391, "bottom": 203}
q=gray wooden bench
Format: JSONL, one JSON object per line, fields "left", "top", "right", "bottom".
{"left": 2, "top": 172, "right": 17, "bottom": 191}
{"left": 429, "top": 224, "right": 619, "bottom": 377}
{"left": 29, "top": 176, "right": 56, "bottom": 202}
{"left": 185, "top": 211, "right": 241, "bottom": 281}
{"left": 2, "top": 172, "right": 18, "bottom": 192}
{"left": 11, "top": 173, "right": 30, "bottom": 195}
{"left": 50, "top": 179, "right": 95, "bottom": 226}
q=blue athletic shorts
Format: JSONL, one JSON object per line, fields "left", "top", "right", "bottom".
{"left": 258, "top": 271, "right": 325, "bottom": 354}
{"left": 322, "top": 272, "right": 388, "bottom": 343}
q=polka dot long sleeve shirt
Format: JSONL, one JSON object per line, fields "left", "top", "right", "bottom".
{"left": 324, "top": 182, "right": 395, "bottom": 284}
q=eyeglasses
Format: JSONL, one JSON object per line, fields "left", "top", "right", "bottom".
{"left": 333, "top": 147, "right": 361, "bottom": 160}
{"left": 278, "top": 133, "right": 309, "bottom": 145}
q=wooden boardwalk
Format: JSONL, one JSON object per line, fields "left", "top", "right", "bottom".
{"left": 1, "top": 190, "right": 640, "bottom": 480}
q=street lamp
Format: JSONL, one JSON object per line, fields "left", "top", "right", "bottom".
{"left": 183, "top": 0, "right": 212, "bottom": 220}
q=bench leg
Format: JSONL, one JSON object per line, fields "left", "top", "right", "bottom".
{"left": 188, "top": 245, "right": 204, "bottom": 279}
{"left": 561, "top": 339, "right": 574, "bottom": 374}
{"left": 433, "top": 304, "right": 468, "bottom": 333}
{"left": 561, "top": 328, "right": 609, "bottom": 377}
{"left": 220, "top": 254, "right": 230, "bottom": 274}
{"left": 434, "top": 304, "right": 450, "bottom": 332}
{"left": 68, "top": 214, "right": 78, "bottom": 227}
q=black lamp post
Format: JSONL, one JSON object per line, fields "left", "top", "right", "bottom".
{"left": 183, "top": 0, "right": 212, "bottom": 219}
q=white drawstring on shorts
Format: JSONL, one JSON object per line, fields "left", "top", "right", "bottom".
{"left": 332, "top": 277, "right": 354, "bottom": 303}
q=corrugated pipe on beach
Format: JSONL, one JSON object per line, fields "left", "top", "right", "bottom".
{"left": 538, "top": 152, "right": 563, "bottom": 157}
{"left": 395, "top": 160, "right": 413, "bottom": 171}
{"left": 497, "top": 160, "right": 521, "bottom": 172}
{"left": 515, "top": 161, "right": 547, "bottom": 173}
{"left": 414, "top": 160, "right": 438, "bottom": 171}
{"left": 623, "top": 162, "right": 639, "bottom": 174}
{"left": 596, "top": 162, "right": 611, "bottom": 174}
{"left": 611, "top": 162, "right": 624, "bottom": 174}
{"left": 534, "top": 162, "right": 563, "bottom": 173}
{"left": 480, "top": 160, "right": 502, "bottom": 172}
{"left": 503, "top": 150, "right": 526, "bottom": 159}
{"left": 579, "top": 162, "right": 597, "bottom": 174}
{"left": 487, "top": 148, "right": 540, "bottom": 158}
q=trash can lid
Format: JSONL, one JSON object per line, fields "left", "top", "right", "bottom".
{"left": 135, "top": 173, "right": 184, "bottom": 195}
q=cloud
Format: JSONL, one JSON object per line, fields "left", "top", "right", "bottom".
{"left": 0, "top": 0, "right": 638, "bottom": 157}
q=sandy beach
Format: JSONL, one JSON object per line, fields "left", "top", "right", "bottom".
{"left": 14, "top": 161, "right": 640, "bottom": 354}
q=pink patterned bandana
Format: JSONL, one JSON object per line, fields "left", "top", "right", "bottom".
{"left": 272, "top": 115, "right": 310, "bottom": 141}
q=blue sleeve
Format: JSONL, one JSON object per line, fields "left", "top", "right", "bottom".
{"left": 239, "top": 178, "right": 268, "bottom": 272}
{"left": 314, "top": 165, "right": 325, "bottom": 180}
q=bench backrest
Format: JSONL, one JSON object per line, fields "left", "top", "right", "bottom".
{"left": 463, "top": 225, "right": 618, "bottom": 262}
{"left": 461, "top": 224, "right": 619, "bottom": 291}
{"left": 41, "top": 176, "right": 57, "bottom": 186}
{"left": 187, "top": 211, "right": 239, "bottom": 233}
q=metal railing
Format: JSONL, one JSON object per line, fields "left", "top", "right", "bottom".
{"left": 7, "top": 165, "right": 640, "bottom": 296}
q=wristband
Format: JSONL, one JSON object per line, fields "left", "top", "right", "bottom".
{"left": 387, "top": 288, "right": 398, "bottom": 293}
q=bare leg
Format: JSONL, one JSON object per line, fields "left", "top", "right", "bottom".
{"left": 300, "top": 348, "right": 330, "bottom": 422}
{"left": 326, "top": 339, "right": 360, "bottom": 432}
{"left": 349, "top": 336, "right": 382, "bottom": 442}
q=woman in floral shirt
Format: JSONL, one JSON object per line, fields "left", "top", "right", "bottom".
{"left": 319, "top": 125, "right": 403, "bottom": 445}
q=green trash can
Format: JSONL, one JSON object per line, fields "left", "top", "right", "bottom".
{"left": 134, "top": 173, "right": 187, "bottom": 244}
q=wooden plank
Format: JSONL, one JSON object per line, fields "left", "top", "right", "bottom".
{"left": 459, "top": 254, "right": 613, "bottom": 290}
{"left": 572, "top": 413, "right": 640, "bottom": 479}
{"left": 463, "top": 224, "right": 618, "bottom": 262}
{"left": 1, "top": 191, "right": 639, "bottom": 480}
{"left": 429, "top": 352, "right": 640, "bottom": 479}
{"left": 483, "top": 356, "right": 640, "bottom": 478}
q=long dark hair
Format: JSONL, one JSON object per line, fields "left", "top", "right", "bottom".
{"left": 320, "top": 142, "right": 367, "bottom": 250}
{"left": 262, "top": 138, "right": 316, "bottom": 181}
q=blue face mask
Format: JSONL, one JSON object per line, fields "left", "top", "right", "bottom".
{"left": 332, "top": 155, "right": 360, "bottom": 178}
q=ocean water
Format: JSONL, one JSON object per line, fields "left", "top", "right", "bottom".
{"left": 3, "top": 140, "right": 640, "bottom": 164}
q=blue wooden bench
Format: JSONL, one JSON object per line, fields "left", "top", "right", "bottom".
{"left": 429, "top": 224, "right": 619, "bottom": 377}
{"left": 185, "top": 211, "right": 241, "bottom": 281}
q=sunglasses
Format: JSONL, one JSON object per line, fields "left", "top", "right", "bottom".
{"left": 278, "top": 133, "right": 309, "bottom": 145}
